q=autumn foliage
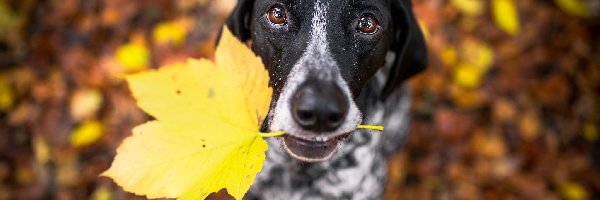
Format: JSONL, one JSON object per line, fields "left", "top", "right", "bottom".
{"left": 0, "top": 0, "right": 599, "bottom": 199}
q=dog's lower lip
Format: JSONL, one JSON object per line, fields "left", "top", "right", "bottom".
{"left": 282, "top": 133, "right": 349, "bottom": 161}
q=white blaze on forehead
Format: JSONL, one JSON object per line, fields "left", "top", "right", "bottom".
{"left": 270, "top": 0, "right": 362, "bottom": 139}
{"left": 308, "top": 0, "right": 329, "bottom": 55}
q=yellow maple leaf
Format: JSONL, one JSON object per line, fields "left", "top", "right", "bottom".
{"left": 101, "top": 27, "right": 272, "bottom": 200}
{"left": 492, "top": 0, "right": 521, "bottom": 36}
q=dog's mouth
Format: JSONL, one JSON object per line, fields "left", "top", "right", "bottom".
{"left": 280, "top": 133, "right": 351, "bottom": 162}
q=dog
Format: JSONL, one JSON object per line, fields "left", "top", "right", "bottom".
{"left": 222, "top": 0, "right": 427, "bottom": 199}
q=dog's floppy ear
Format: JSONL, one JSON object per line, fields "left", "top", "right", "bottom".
{"left": 381, "top": 0, "right": 427, "bottom": 100}
{"left": 222, "top": 0, "right": 255, "bottom": 42}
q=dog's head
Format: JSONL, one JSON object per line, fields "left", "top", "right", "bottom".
{"left": 223, "top": 0, "right": 426, "bottom": 162}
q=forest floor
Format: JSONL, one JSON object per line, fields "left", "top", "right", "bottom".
{"left": 0, "top": 0, "right": 598, "bottom": 199}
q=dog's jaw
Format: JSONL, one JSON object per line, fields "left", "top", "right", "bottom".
{"left": 269, "top": 0, "right": 362, "bottom": 162}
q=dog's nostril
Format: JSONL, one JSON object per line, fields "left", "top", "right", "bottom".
{"left": 295, "top": 109, "right": 317, "bottom": 126}
{"left": 328, "top": 113, "right": 343, "bottom": 125}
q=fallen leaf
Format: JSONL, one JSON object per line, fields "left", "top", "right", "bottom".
{"left": 518, "top": 111, "right": 541, "bottom": 141}
{"left": 12, "top": 68, "right": 35, "bottom": 96}
{"left": 441, "top": 45, "right": 458, "bottom": 66}
{"left": 492, "top": 0, "right": 521, "bottom": 35}
{"left": 461, "top": 39, "right": 493, "bottom": 71}
{"left": 554, "top": 0, "right": 590, "bottom": 17}
{"left": 71, "top": 120, "right": 104, "bottom": 148}
{"left": 100, "top": 9, "right": 121, "bottom": 26}
{"left": 7, "top": 101, "right": 35, "bottom": 126}
{"left": 0, "top": 1, "right": 16, "bottom": 30}
{"left": 451, "top": 0, "right": 484, "bottom": 16}
{"left": 55, "top": 149, "right": 79, "bottom": 187}
{"left": 452, "top": 39, "right": 494, "bottom": 89}
{"left": 115, "top": 37, "right": 150, "bottom": 72}
{"left": 560, "top": 182, "right": 588, "bottom": 200}
{"left": 471, "top": 130, "right": 506, "bottom": 158}
{"left": 91, "top": 185, "right": 113, "bottom": 200}
{"left": 453, "top": 64, "right": 482, "bottom": 88}
{"left": 153, "top": 20, "right": 189, "bottom": 46}
{"left": 449, "top": 83, "right": 481, "bottom": 108}
{"left": 492, "top": 157, "right": 518, "bottom": 178}
{"left": 211, "top": 0, "right": 238, "bottom": 14}
{"left": 33, "top": 136, "right": 51, "bottom": 164}
{"left": 178, "top": 0, "right": 210, "bottom": 11}
{"left": 70, "top": 88, "right": 103, "bottom": 121}
{"left": 582, "top": 122, "right": 598, "bottom": 142}
{"left": 102, "top": 27, "right": 271, "bottom": 200}
{"left": 0, "top": 74, "right": 14, "bottom": 112}
{"left": 492, "top": 98, "right": 517, "bottom": 123}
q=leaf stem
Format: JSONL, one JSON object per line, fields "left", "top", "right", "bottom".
{"left": 259, "top": 125, "right": 384, "bottom": 138}
{"left": 258, "top": 131, "right": 286, "bottom": 138}
{"left": 356, "top": 125, "right": 385, "bottom": 131}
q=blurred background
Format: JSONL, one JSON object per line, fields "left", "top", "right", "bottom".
{"left": 0, "top": 0, "right": 598, "bottom": 199}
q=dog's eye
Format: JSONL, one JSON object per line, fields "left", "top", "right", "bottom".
{"left": 357, "top": 15, "right": 378, "bottom": 34}
{"left": 267, "top": 6, "right": 287, "bottom": 25}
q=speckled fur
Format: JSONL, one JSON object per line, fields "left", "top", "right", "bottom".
{"left": 248, "top": 57, "right": 412, "bottom": 200}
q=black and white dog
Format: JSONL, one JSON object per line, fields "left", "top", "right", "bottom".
{"left": 223, "top": 0, "right": 426, "bottom": 199}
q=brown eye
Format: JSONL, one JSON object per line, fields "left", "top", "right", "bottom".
{"left": 357, "top": 15, "right": 378, "bottom": 34}
{"left": 267, "top": 6, "right": 287, "bottom": 25}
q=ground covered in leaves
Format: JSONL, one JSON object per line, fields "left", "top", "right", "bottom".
{"left": 0, "top": 0, "right": 598, "bottom": 199}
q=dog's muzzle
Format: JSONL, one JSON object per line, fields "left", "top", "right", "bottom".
{"left": 279, "top": 79, "right": 355, "bottom": 162}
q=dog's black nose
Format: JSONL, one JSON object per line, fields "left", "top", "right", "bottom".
{"left": 291, "top": 81, "right": 348, "bottom": 132}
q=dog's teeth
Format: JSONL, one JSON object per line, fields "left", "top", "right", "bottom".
{"left": 316, "top": 136, "right": 327, "bottom": 142}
